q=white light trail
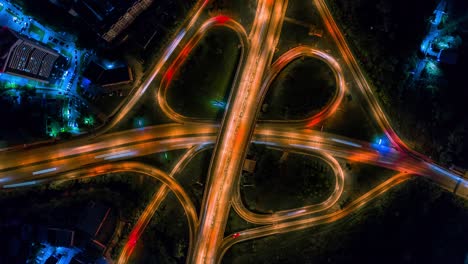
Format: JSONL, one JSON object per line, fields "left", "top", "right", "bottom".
{"left": 3, "top": 181, "right": 37, "bottom": 188}
{"left": 32, "top": 167, "right": 57, "bottom": 175}
{"left": 104, "top": 151, "right": 136, "bottom": 160}
{"left": 95, "top": 150, "right": 130, "bottom": 159}
{"left": 331, "top": 138, "right": 362, "bottom": 148}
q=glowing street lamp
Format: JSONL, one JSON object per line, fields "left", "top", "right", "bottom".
{"left": 134, "top": 117, "right": 145, "bottom": 128}
{"left": 372, "top": 136, "right": 391, "bottom": 153}
{"left": 84, "top": 116, "right": 94, "bottom": 126}
{"left": 426, "top": 60, "right": 441, "bottom": 76}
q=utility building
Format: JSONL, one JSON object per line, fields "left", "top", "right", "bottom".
{"left": 0, "top": 27, "right": 60, "bottom": 83}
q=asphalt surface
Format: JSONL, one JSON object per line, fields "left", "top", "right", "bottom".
{"left": 0, "top": 0, "right": 466, "bottom": 263}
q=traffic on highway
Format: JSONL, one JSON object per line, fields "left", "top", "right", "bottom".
{"left": 0, "top": 0, "right": 466, "bottom": 263}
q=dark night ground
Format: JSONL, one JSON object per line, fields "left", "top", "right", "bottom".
{"left": 223, "top": 177, "right": 468, "bottom": 264}
{"left": 0, "top": 92, "right": 46, "bottom": 146}
{"left": 328, "top": 0, "right": 468, "bottom": 167}
{"left": 260, "top": 57, "right": 336, "bottom": 121}
{"left": 242, "top": 145, "right": 336, "bottom": 213}
{"left": 167, "top": 28, "right": 240, "bottom": 120}
{"left": 0, "top": 173, "right": 159, "bottom": 263}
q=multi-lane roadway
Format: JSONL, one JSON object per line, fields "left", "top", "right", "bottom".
{"left": 1, "top": 124, "right": 465, "bottom": 195}
{"left": 190, "top": 0, "right": 289, "bottom": 262}
{"left": 0, "top": 0, "right": 467, "bottom": 263}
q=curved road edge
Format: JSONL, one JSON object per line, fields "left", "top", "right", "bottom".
{"left": 157, "top": 16, "right": 249, "bottom": 124}
{"left": 231, "top": 150, "right": 344, "bottom": 225}
{"left": 116, "top": 144, "right": 212, "bottom": 263}
{"left": 216, "top": 173, "right": 412, "bottom": 263}
{"left": 45, "top": 161, "right": 199, "bottom": 263}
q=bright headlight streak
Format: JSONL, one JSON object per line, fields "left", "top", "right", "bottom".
{"left": 104, "top": 151, "right": 137, "bottom": 160}
{"left": 3, "top": 180, "right": 37, "bottom": 188}
{"left": 32, "top": 167, "right": 57, "bottom": 175}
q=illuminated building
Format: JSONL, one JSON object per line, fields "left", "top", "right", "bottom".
{"left": 83, "top": 60, "right": 133, "bottom": 87}
{"left": 51, "top": 0, "right": 152, "bottom": 42}
{"left": 0, "top": 27, "right": 59, "bottom": 83}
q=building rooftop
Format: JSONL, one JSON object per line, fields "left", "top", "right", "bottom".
{"left": 53, "top": 0, "right": 146, "bottom": 41}
{"left": 47, "top": 228, "right": 75, "bottom": 247}
{"left": 45, "top": 255, "right": 59, "bottom": 264}
{"left": 438, "top": 49, "right": 458, "bottom": 64}
{"left": 243, "top": 159, "right": 257, "bottom": 173}
{"left": 0, "top": 27, "right": 61, "bottom": 82}
{"left": 83, "top": 60, "right": 133, "bottom": 87}
{"left": 75, "top": 202, "right": 110, "bottom": 237}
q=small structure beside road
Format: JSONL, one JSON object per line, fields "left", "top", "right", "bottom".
{"left": 243, "top": 159, "right": 257, "bottom": 173}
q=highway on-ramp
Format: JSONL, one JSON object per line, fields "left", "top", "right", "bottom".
{"left": 0, "top": 0, "right": 467, "bottom": 263}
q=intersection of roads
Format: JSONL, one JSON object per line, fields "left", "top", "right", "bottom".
{"left": 0, "top": 0, "right": 467, "bottom": 263}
